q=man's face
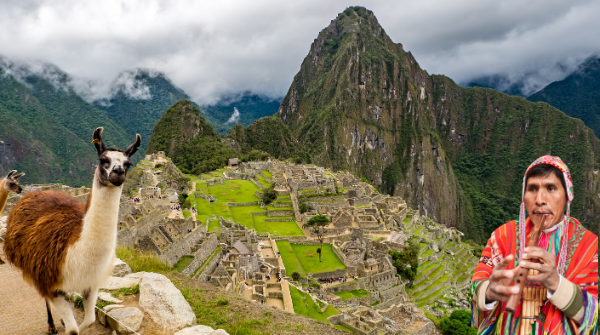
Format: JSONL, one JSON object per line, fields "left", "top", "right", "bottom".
{"left": 524, "top": 172, "right": 567, "bottom": 228}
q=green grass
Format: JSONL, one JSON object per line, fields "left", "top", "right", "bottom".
{"left": 256, "top": 174, "right": 272, "bottom": 189}
{"left": 276, "top": 241, "right": 306, "bottom": 277}
{"left": 277, "top": 242, "right": 345, "bottom": 277}
{"left": 334, "top": 325, "right": 355, "bottom": 333}
{"left": 230, "top": 205, "right": 265, "bottom": 229}
{"left": 206, "top": 180, "right": 261, "bottom": 203}
{"left": 262, "top": 170, "right": 273, "bottom": 178}
{"left": 204, "top": 220, "right": 221, "bottom": 236}
{"left": 289, "top": 285, "right": 338, "bottom": 323}
{"left": 116, "top": 247, "right": 171, "bottom": 274}
{"left": 334, "top": 289, "right": 370, "bottom": 301}
{"left": 252, "top": 216, "right": 304, "bottom": 236}
{"left": 182, "top": 209, "right": 191, "bottom": 218}
{"left": 173, "top": 255, "right": 195, "bottom": 272}
{"left": 421, "top": 249, "right": 434, "bottom": 258}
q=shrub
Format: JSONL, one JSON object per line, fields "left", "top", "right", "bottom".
{"left": 439, "top": 310, "right": 477, "bottom": 335}
{"left": 389, "top": 239, "right": 419, "bottom": 281}
{"left": 291, "top": 272, "right": 301, "bottom": 281}
{"left": 262, "top": 187, "right": 278, "bottom": 205}
{"left": 216, "top": 299, "right": 229, "bottom": 306}
{"left": 299, "top": 202, "right": 310, "bottom": 214}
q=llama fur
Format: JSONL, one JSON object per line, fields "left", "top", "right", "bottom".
{"left": 3, "top": 128, "right": 140, "bottom": 334}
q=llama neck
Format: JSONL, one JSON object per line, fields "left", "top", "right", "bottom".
{"left": 80, "top": 173, "right": 123, "bottom": 250}
{"left": 0, "top": 179, "right": 8, "bottom": 215}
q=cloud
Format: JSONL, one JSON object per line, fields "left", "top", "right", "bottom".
{"left": 226, "top": 107, "right": 241, "bottom": 124}
{"left": 0, "top": 0, "right": 597, "bottom": 103}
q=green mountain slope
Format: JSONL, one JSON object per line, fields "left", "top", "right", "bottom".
{"left": 528, "top": 55, "right": 600, "bottom": 138}
{"left": 274, "top": 7, "right": 600, "bottom": 242}
{"left": 0, "top": 65, "right": 128, "bottom": 186}
{"left": 94, "top": 69, "right": 228, "bottom": 150}
{"left": 146, "top": 100, "right": 238, "bottom": 174}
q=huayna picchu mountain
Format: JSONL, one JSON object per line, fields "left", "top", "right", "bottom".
{"left": 273, "top": 7, "right": 600, "bottom": 242}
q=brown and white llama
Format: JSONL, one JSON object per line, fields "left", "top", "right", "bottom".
{"left": 0, "top": 170, "right": 25, "bottom": 264}
{"left": 3, "top": 127, "right": 140, "bottom": 335}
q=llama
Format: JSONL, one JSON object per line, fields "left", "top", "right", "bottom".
{"left": 0, "top": 170, "right": 25, "bottom": 264}
{"left": 3, "top": 127, "right": 140, "bottom": 335}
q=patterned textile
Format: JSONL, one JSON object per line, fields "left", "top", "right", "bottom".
{"left": 471, "top": 217, "right": 598, "bottom": 334}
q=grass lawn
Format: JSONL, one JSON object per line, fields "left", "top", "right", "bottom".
{"left": 230, "top": 205, "right": 265, "bottom": 229}
{"left": 278, "top": 242, "right": 345, "bottom": 277}
{"left": 262, "top": 170, "right": 273, "bottom": 178}
{"left": 196, "top": 182, "right": 208, "bottom": 193}
{"left": 334, "top": 289, "right": 370, "bottom": 301}
{"left": 182, "top": 210, "right": 191, "bottom": 218}
{"left": 276, "top": 241, "right": 306, "bottom": 277}
{"left": 172, "top": 255, "right": 194, "bottom": 272}
{"left": 256, "top": 174, "right": 272, "bottom": 189}
{"left": 252, "top": 216, "right": 304, "bottom": 236}
{"left": 206, "top": 180, "right": 260, "bottom": 203}
{"left": 289, "top": 285, "right": 338, "bottom": 323}
{"left": 267, "top": 205, "right": 294, "bottom": 211}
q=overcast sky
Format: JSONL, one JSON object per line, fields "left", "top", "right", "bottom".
{"left": 1, "top": 0, "right": 598, "bottom": 104}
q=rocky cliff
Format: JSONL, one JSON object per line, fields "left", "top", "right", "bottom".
{"left": 276, "top": 7, "right": 600, "bottom": 242}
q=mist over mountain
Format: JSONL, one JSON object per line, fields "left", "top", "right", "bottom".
{"left": 528, "top": 55, "right": 600, "bottom": 138}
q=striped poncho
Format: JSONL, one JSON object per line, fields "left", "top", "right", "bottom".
{"left": 471, "top": 217, "right": 598, "bottom": 334}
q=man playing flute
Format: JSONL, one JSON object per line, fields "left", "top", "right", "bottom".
{"left": 471, "top": 155, "right": 598, "bottom": 334}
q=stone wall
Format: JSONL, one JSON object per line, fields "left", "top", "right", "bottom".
{"left": 199, "top": 251, "right": 225, "bottom": 282}
{"left": 227, "top": 202, "right": 260, "bottom": 207}
{"left": 267, "top": 209, "right": 294, "bottom": 217}
{"left": 378, "top": 284, "right": 404, "bottom": 302}
{"left": 250, "top": 178, "right": 265, "bottom": 190}
{"left": 374, "top": 296, "right": 405, "bottom": 311}
{"left": 272, "top": 201, "right": 293, "bottom": 208}
{"left": 348, "top": 197, "right": 371, "bottom": 206}
{"left": 182, "top": 233, "right": 218, "bottom": 276}
{"left": 325, "top": 281, "right": 360, "bottom": 294}
{"left": 307, "top": 201, "right": 349, "bottom": 209}
{"left": 158, "top": 228, "right": 205, "bottom": 266}
{"left": 308, "top": 268, "right": 347, "bottom": 280}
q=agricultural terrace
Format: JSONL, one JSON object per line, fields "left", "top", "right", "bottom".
{"left": 189, "top": 175, "right": 303, "bottom": 237}
{"left": 277, "top": 241, "right": 345, "bottom": 278}
{"left": 289, "top": 285, "right": 338, "bottom": 323}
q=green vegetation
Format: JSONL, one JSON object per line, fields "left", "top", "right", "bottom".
{"left": 333, "top": 289, "right": 370, "bottom": 301}
{"left": 261, "top": 187, "right": 278, "bottom": 205}
{"left": 277, "top": 241, "right": 345, "bottom": 278}
{"left": 439, "top": 310, "right": 477, "bottom": 335}
{"left": 172, "top": 255, "right": 195, "bottom": 272}
{"left": 202, "top": 93, "right": 281, "bottom": 134}
{"left": 289, "top": 285, "right": 338, "bottom": 323}
{"left": 389, "top": 239, "right": 419, "bottom": 282}
{"left": 115, "top": 247, "right": 171, "bottom": 274}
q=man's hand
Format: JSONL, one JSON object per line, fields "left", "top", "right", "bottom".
{"left": 485, "top": 254, "right": 521, "bottom": 303}
{"left": 520, "top": 246, "right": 560, "bottom": 293}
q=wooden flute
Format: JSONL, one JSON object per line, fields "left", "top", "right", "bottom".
{"left": 505, "top": 215, "right": 550, "bottom": 314}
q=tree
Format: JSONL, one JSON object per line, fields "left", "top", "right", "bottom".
{"left": 299, "top": 202, "right": 310, "bottom": 214}
{"left": 291, "top": 272, "right": 301, "bottom": 281}
{"left": 262, "top": 187, "right": 278, "bottom": 205}
{"left": 439, "top": 310, "right": 477, "bottom": 335}
{"left": 389, "top": 238, "right": 419, "bottom": 282}
{"left": 305, "top": 215, "right": 330, "bottom": 262}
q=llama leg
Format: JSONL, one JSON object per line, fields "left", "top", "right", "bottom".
{"left": 45, "top": 299, "right": 58, "bottom": 334}
{"left": 78, "top": 288, "right": 98, "bottom": 333}
{"left": 50, "top": 292, "right": 78, "bottom": 335}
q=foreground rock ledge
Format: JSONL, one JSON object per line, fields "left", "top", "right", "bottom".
{"left": 174, "top": 325, "right": 230, "bottom": 335}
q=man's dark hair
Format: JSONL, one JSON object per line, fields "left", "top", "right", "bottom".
{"left": 525, "top": 164, "right": 567, "bottom": 198}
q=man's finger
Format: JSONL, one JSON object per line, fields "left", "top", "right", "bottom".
{"left": 520, "top": 260, "right": 543, "bottom": 272}
{"left": 493, "top": 268, "right": 518, "bottom": 281}
{"left": 497, "top": 254, "right": 514, "bottom": 270}
{"left": 491, "top": 284, "right": 520, "bottom": 296}
{"left": 488, "top": 292, "right": 510, "bottom": 303}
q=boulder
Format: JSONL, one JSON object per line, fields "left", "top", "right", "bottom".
{"left": 174, "top": 325, "right": 230, "bottom": 335}
{"left": 98, "top": 292, "right": 123, "bottom": 304}
{"left": 107, "top": 307, "right": 144, "bottom": 334}
{"left": 138, "top": 272, "right": 196, "bottom": 331}
{"left": 99, "top": 305, "right": 125, "bottom": 326}
{"left": 102, "top": 275, "right": 141, "bottom": 290}
{"left": 112, "top": 258, "right": 133, "bottom": 277}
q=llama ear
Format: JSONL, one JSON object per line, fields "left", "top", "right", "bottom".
{"left": 6, "top": 170, "right": 16, "bottom": 178}
{"left": 13, "top": 172, "right": 25, "bottom": 179}
{"left": 92, "top": 127, "right": 107, "bottom": 156}
{"left": 124, "top": 134, "right": 142, "bottom": 157}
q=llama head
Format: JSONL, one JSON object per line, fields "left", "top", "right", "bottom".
{"left": 2, "top": 170, "right": 25, "bottom": 194}
{"left": 92, "top": 127, "right": 141, "bottom": 187}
